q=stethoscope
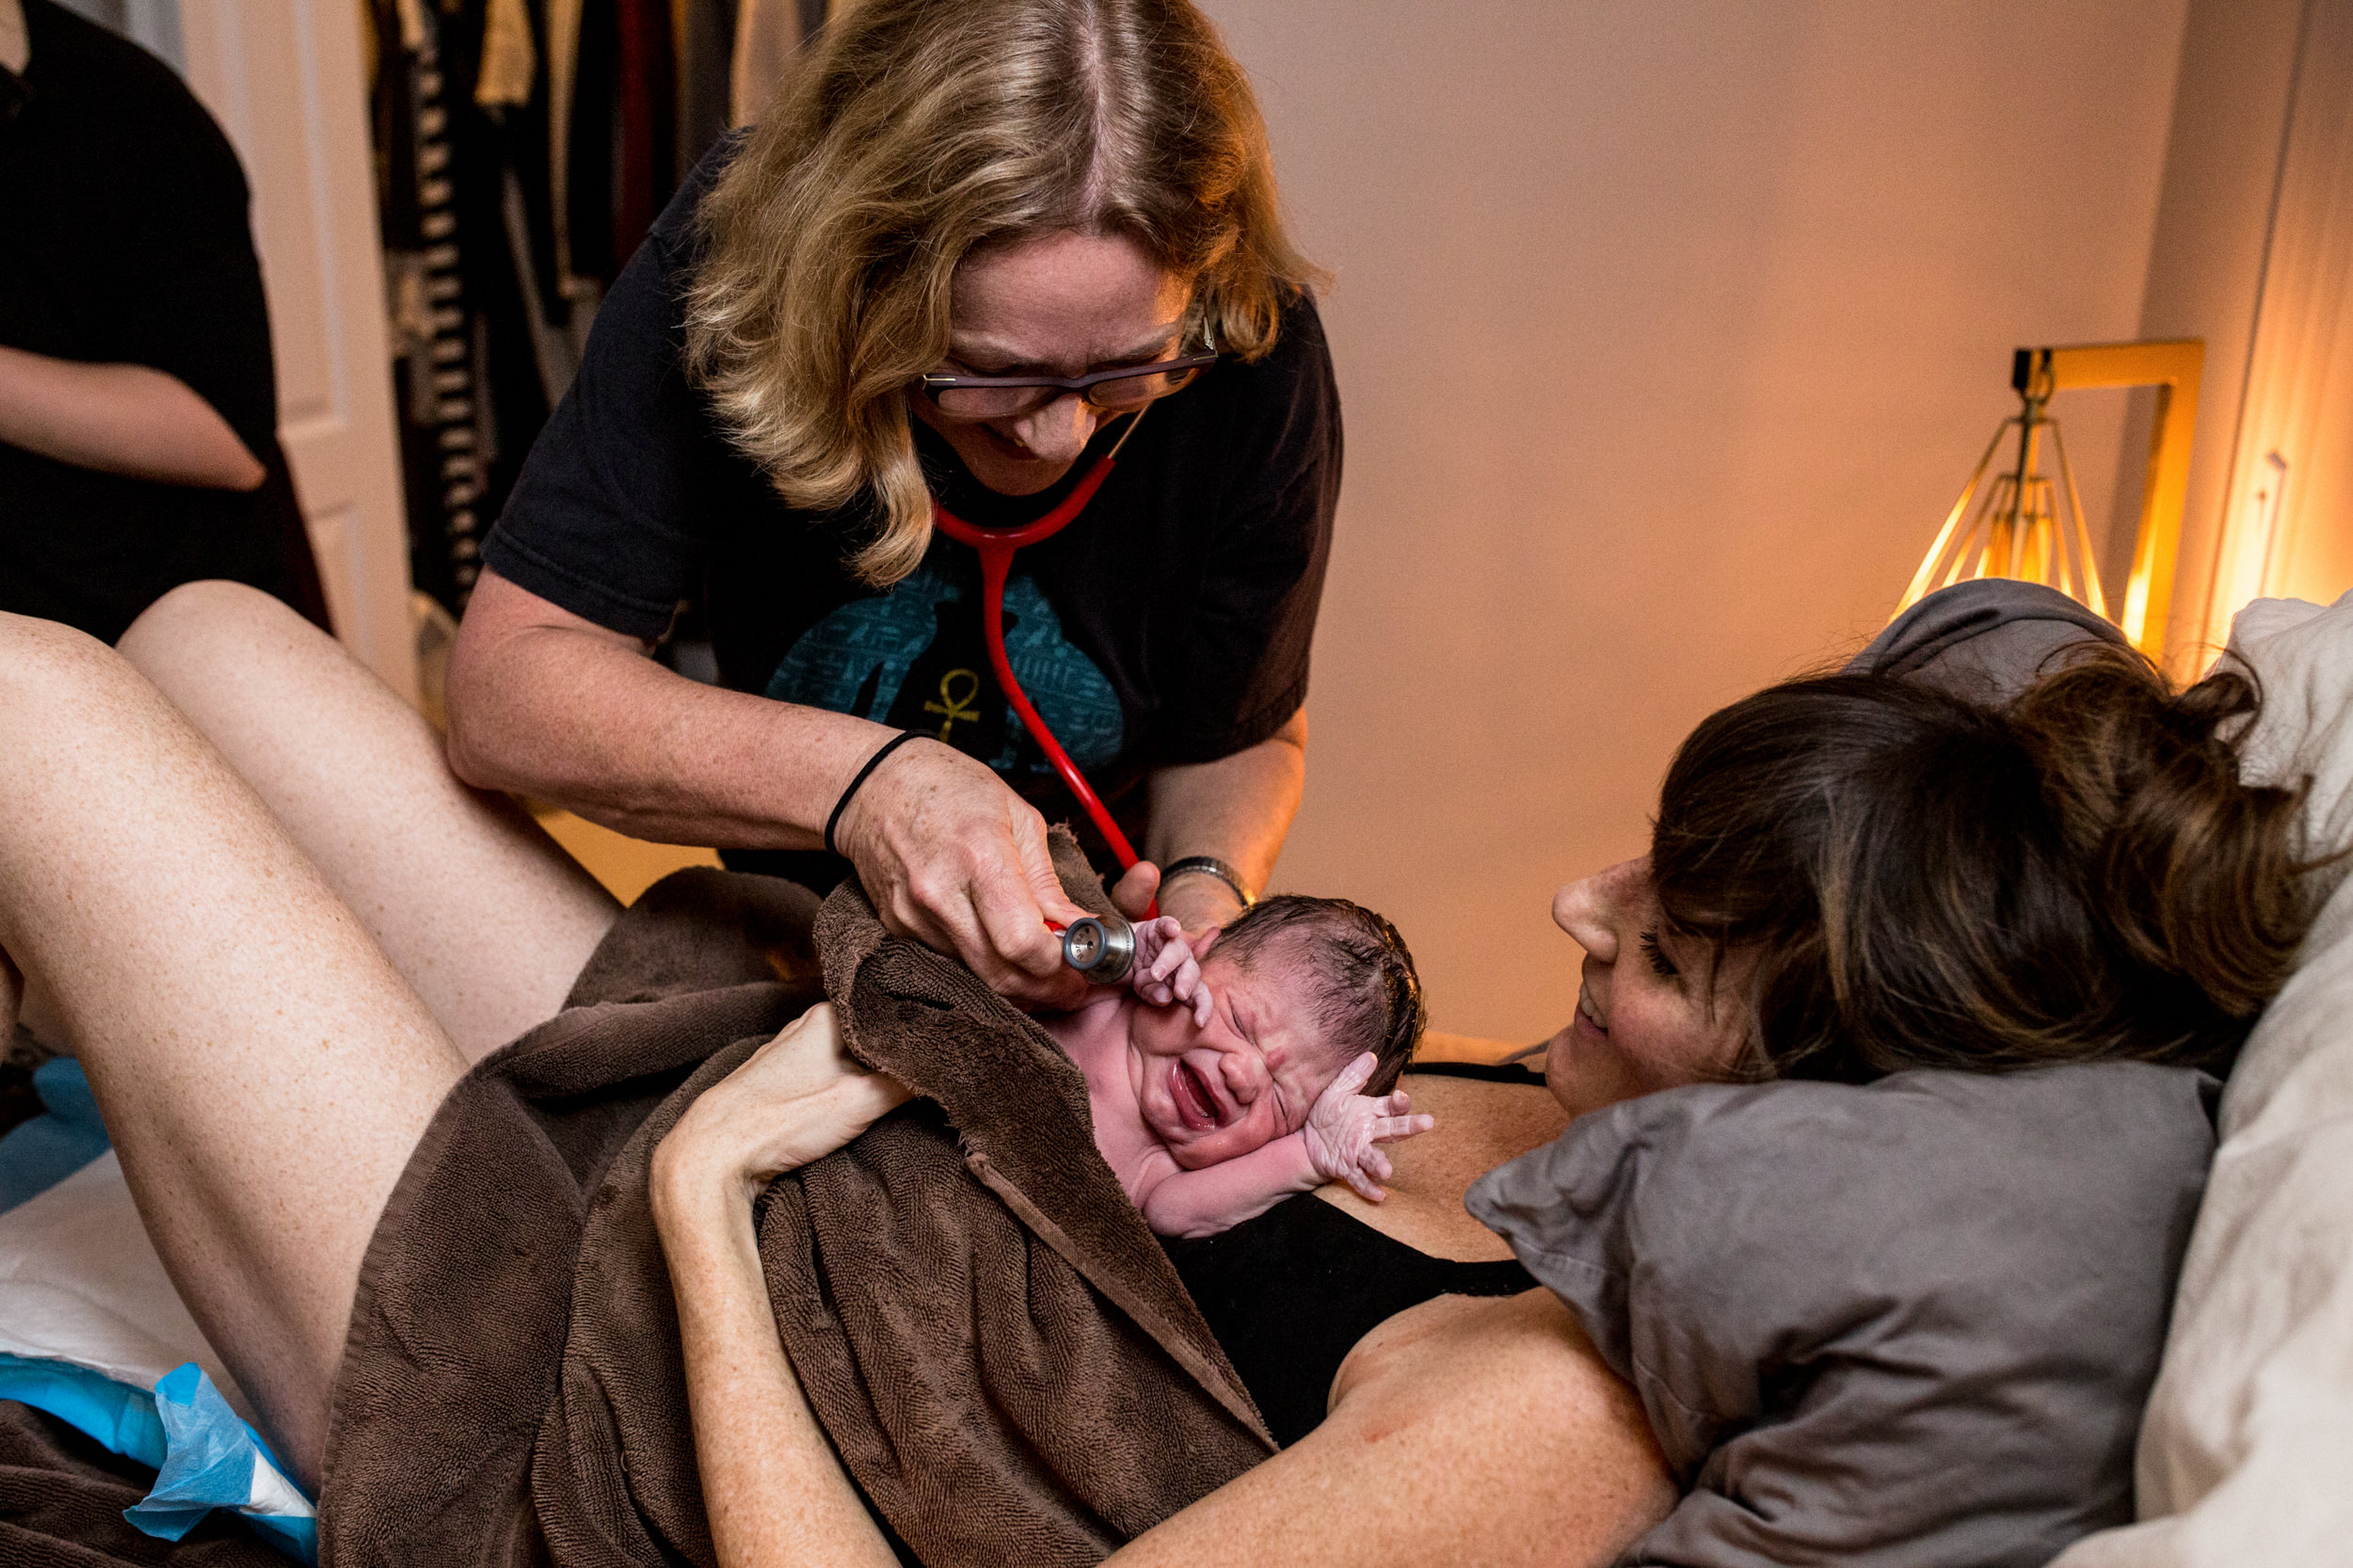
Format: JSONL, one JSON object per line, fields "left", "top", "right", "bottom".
{"left": 928, "top": 409, "right": 1153, "bottom": 977}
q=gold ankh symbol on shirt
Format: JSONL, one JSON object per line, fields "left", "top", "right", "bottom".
{"left": 923, "top": 667, "right": 984, "bottom": 742}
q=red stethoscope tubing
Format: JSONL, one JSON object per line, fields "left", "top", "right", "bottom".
{"left": 928, "top": 431, "right": 1156, "bottom": 919}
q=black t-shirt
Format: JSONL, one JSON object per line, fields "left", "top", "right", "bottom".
{"left": 486, "top": 139, "right": 1342, "bottom": 874}
{"left": 0, "top": 0, "right": 324, "bottom": 643}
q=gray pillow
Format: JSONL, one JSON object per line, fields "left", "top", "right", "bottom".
{"left": 1465, "top": 1064, "right": 2215, "bottom": 1568}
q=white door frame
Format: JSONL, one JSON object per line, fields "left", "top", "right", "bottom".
{"left": 2201, "top": 0, "right": 2353, "bottom": 648}
{"left": 177, "top": 0, "right": 417, "bottom": 702}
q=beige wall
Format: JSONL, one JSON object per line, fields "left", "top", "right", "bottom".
{"left": 1204, "top": 0, "right": 2193, "bottom": 1042}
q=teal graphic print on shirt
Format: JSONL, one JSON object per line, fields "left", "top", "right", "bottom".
{"left": 766, "top": 539, "right": 1124, "bottom": 780}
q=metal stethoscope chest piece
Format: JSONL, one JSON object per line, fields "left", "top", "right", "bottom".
{"left": 1059, "top": 913, "right": 1138, "bottom": 984}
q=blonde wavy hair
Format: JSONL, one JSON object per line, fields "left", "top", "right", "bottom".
{"left": 683, "top": 0, "right": 1321, "bottom": 586}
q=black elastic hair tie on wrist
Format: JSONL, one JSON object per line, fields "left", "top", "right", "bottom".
{"left": 825, "top": 731, "right": 924, "bottom": 856}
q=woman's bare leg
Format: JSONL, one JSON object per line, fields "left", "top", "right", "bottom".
{"left": 117, "top": 582, "right": 618, "bottom": 1063}
{"left": 0, "top": 612, "right": 466, "bottom": 1484}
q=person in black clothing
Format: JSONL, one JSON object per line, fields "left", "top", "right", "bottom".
{"left": 0, "top": 0, "right": 327, "bottom": 645}
{"left": 449, "top": 0, "right": 1339, "bottom": 1009}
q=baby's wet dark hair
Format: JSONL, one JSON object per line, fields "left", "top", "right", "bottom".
{"left": 1211, "top": 895, "right": 1427, "bottom": 1094}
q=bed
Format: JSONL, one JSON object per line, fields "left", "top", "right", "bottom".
{"left": 4, "top": 591, "right": 2351, "bottom": 1566}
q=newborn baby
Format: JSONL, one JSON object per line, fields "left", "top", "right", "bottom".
{"left": 1040, "top": 895, "right": 1433, "bottom": 1239}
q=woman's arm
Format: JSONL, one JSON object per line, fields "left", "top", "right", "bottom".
{"left": 0, "top": 344, "right": 265, "bottom": 489}
{"left": 1133, "top": 708, "right": 1307, "bottom": 931}
{"left": 448, "top": 569, "right": 1096, "bottom": 1005}
{"left": 446, "top": 568, "right": 896, "bottom": 850}
{"left": 1104, "top": 1291, "right": 1674, "bottom": 1568}
{"left": 664, "top": 1262, "right": 1671, "bottom": 1568}
{"left": 650, "top": 1004, "right": 912, "bottom": 1568}
{"left": 660, "top": 1023, "right": 1665, "bottom": 1567}
{"left": 655, "top": 1166, "right": 900, "bottom": 1568}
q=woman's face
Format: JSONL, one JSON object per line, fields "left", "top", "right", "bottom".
{"left": 1543, "top": 857, "right": 1755, "bottom": 1116}
{"left": 912, "top": 230, "right": 1193, "bottom": 496}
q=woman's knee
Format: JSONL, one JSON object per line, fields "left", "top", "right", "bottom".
{"left": 117, "top": 579, "right": 325, "bottom": 679}
{"left": 0, "top": 612, "right": 190, "bottom": 955}
{"left": 0, "top": 610, "right": 143, "bottom": 718}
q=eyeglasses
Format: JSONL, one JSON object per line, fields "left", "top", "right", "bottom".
{"left": 918, "top": 350, "right": 1221, "bottom": 419}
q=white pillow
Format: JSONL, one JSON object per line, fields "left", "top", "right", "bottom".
{"left": 2054, "top": 589, "right": 2353, "bottom": 1568}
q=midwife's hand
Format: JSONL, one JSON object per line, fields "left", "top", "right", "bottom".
{"left": 832, "top": 739, "right": 1094, "bottom": 1009}
{"left": 1128, "top": 916, "right": 1215, "bottom": 1027}
{"left": 1148, "top": 865, "right": 1247, "bottom": 938}
{"left": 652, "top": 1003, "right": 912, "bottom": 1211}
{"left": 1302, "top": 1052, "right": 1436, "bottom": 1204}
{"left": 1109, "top": 859, "right": 1161, "bottom": 924}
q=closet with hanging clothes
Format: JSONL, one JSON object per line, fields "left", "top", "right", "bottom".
{"left": 363, "top": 0, "right": 833, "bottom": 619}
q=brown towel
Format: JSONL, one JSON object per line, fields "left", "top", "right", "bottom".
{"left": 321, "top": 838, "right": 1272, "bottom": 1568}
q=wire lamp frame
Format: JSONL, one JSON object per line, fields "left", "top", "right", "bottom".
{"left": 1897, "top": 340, "right": 2201, "bottom": 663}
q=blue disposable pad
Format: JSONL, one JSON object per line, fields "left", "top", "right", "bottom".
{"left": 0, "top": 1353, "right": 317, "bottom": 1562}
{"left": 0, "top": 1059, "right": 111, "bottom": 1214}
{"left": 0, "top": 1352, "right": 166, "bottom": 1465}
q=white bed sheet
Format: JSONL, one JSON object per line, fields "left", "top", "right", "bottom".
{"left": 2055, "top": 590, "right": 2353, "bottom": 1568}
{"left": 0, "top": 1148, "right": 255, "bottom": 1422}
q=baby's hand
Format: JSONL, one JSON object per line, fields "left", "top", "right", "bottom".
{"left": 1129, "top": 916, "right": 1214, "bottom": 1028}
{"left": 1302, "top": 1051, "right": 1435, "bottom": 1203}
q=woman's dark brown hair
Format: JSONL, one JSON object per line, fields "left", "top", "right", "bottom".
{"left": 1649, "top": 646, "right": 2314, "bottom": 1081}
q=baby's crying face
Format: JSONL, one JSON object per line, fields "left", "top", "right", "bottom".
{"left": 1128, "top": 954, "right": 1347, "bottom": 1170}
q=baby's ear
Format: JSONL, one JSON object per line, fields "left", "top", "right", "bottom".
{"left": 1193, "top": 926, "right": 1223, "bottom": 958}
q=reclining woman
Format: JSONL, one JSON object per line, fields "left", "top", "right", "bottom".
{"left": 0, "top": 575, "right": 2317, "bottom": 1566}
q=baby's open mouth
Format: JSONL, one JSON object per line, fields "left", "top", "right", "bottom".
{"left": 1175, "top": 1061, "right": 1222, "bottom": 1129}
